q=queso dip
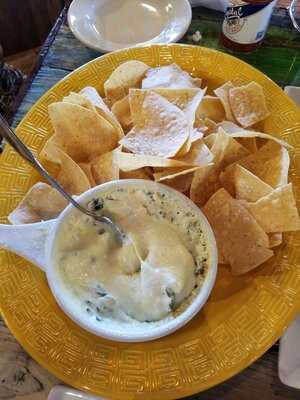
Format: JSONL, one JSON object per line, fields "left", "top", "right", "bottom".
{"left": 54, "top": 184, "right": 210, "bottom": 326}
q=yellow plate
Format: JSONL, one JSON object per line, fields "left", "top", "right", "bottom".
{"left": 1, "top": 45, "right": 300, "bottom": 399}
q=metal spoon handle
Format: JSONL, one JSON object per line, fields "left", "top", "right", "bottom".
{"left": 0, "top": 115, "right": 123, "bottom": 244}
{"left": 0, "top": 115, "right": 99, "bottom": 219}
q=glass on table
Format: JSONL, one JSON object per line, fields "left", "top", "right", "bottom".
{"left": 289, "top": 0, "right": 300, "bottom": 32}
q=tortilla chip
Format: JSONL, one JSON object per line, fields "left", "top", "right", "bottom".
{"left": 218, "top": 251, "right": 227, "bottom": 264}
{"left": 120, "top": 168, "right": 152, "bottom": 180}
{"left": 40, "top": 139, "right": 91, "bottom": 195}
{"left": 220, "top": 164, "right": 272, "bottom": 201}
{"left": 115, "top": 151, "right": 190, "bottom": 171}
{"left": 196, "top": 96, "right": 225, "bottom": 122}
{"left": 218, "top": 131, "right": 250, "bottom": 168}
{"left": 191, "top": 130, "right": 249, "bottom": 206}
{"left": 195, "top": 118, "right": 218, "bottom": 136}
{"left": 111, "top": 95, "right": 132, "bottom": 132}
{"left": 205, "top": 129, "right": 249, "bottom": 167}
{"left": 63, "top": 92, "right": 95, "bottom": 111}
{"left": 49, "top": 102, "right": 119, "bottom": 162}
{"left": 203, "top": 133, "right": 216, "bottom": 149}
{"left": 78, "top": 162, "right": 97, "bottom": 187}
{"left": 176, "top": 139, "right": 213, "bottom": 166}
{"left": 237, "top": 140, "right": 290, "bottom": 188}
{"left": 154, "top": 169, "right": 195, "bottom": 193}
{"left": 268, "top": 232, "right": 283, "bottom": 248}
{"left": 104, "top": 60, "right": 149, "bottom": 104}
{"left": 80, "top": 87, "right": 124, "bottom": 140}
{"left": 190, "top": 164, "right": 221, "bottom": 207}
{"left": 235, "top": 137, "right": 257, "bottom": 153}
{"left": 142, "top": 64, "right": 202, "bottom": 90}
{"left": 217, "top": 121, "right": 241, "bottom": 134}
{"left": 245, "top": 183, "right": 300, "bottom": 232}
{"left": 203, "top": 188, "right": 274, "bottom": 275}
{"left": 229, "top": 82, "right": 270, "bottom": 128}
{"left": 80, "top": 87, "right": 109, "bottom": 111}
{"left": 154, "top": 166, "right": 202, "bottom": 182}
{"left": 129, "top": 88, "right": 204, "bottom": 115}
{"left": 120, "top": 91, "right": 189, "bottom": 158}
{"left": 216, "top": 121, "right": 257, "bottom": 152}
{"left": 129, "top": 88, "right": 206, "bottom": 153}
{"left": 8, "top": 182, "right": 68, "bottom": 224}
{"left": 191, "top": 128, "right": 205, "bottom": 142}
{"left": 91, "top": 150, "right": 120, "bottom": 185}
{"left": 228, "top": 130, "right": 291, "bottom": 149}
{"left": 183, "top": 90, "right": 207, "bottom": 151}
{"left": 214, "top": 82, "right": 235, "bottom": 122}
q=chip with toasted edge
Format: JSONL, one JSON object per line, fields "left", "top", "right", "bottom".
{"left": 196, "top": 95, "right": 226, "bottom": 122}
{"left": 237, "top": 140, "right": 290, "bottom": 188}
{"left": 40, "top": 139, "right": 91, "bottom": 195}
{"left": 216, "top": 121, "right": 257, "bottom": 152}
{"left": 190, "top": 130, "right": 250, "bottom": 206}
{"left": 120, "top": 168, "right": 152, "bottom": 180}
{"left": 268, "top": 232, "right": 283, "bottom": 248}
{"left": 78, "top": 162, "right": 96, "bottom": 187}
{"left": 244, "top": 183, "right": 300, "bottom": 232}
{"left": 120, "top": 91, "right": 189, "bottom": 158}
{"left": 115, "top": 151, "right": 191, "bottom": 171}
{"left": 80, "top": 87, "right": 124, "bottom": 140}
{"left": 142, "top": 64, "right": 202, "bottom": 90}
{"left": 203, "top": 188, "right": 274, "bottom": 275}
{"left": 111, "top": 95, "right": 132, "bottom": 132}
{"left": 176, "top": 140, "right": 213, "bottom": 166}
{"left": 220, "top": 164, "right": 273, "bottom": 201}
{"left": 91, "top": 150, "right": 120, "bottom": 185}
{"left": 48, "top": 102, "right": 119, "bottom": 162}
{"left": 214, "top": 82, "right": 235, "bottom": 122}
{"left": 104, "top": 60, "right": 149, "bottom": 104}
{"left": 229, "top": 82, "right": 270, "bottom": 127}
{"left": 8, "top": 182, "right": 68, "bottom": 224}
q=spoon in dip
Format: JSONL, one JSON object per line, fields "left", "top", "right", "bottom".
{"left": 0, "top": 114, "right": 123, "bottom": 245}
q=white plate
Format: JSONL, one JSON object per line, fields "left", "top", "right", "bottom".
{"left": 67, "top": 0, "right": 192, "bottom": 53}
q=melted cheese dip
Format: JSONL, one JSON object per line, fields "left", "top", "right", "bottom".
{"left": 54, "top": 185, "right": 209, "bottom": 326}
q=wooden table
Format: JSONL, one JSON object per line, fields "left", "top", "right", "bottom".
{"left": 2, "top": 4, "right": 300, "bottom": 400}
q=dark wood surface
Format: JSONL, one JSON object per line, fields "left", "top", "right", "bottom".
{"left": 4, "top": 3, "right": 300, "bottom": 399}
{"left": 0, "top": 0, "right": 64, "bottom": 56}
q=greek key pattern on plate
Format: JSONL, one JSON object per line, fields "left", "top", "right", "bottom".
{"left": 0, "top": 45, "right": 300, "bottom": 399}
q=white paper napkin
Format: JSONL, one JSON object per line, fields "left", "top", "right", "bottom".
{"left": 278, "top": 86, "right": 300, "bottom": 389}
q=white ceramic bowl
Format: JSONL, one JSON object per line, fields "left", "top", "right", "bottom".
{"left": 0, "top": 180, "right": 217, "bottom": 342}
{"left": 68, "top": 0, "right": 192, "bottom": 53}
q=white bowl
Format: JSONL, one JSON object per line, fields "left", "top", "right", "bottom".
{"left": 0, "top": 180, "right": 217, "bottom": 342}
{"left": 68, "top": 0, "right": 192, "bottom": 53}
